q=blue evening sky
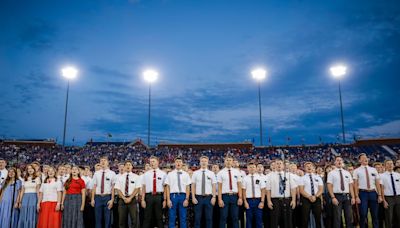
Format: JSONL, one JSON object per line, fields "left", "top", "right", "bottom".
{"left": 1, "top": 0, "right": 399, "bottom": 145}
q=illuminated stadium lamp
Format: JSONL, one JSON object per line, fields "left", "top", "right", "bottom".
{"left": 61, "top": 66, "right": 79, "bottom": 80}
{"left": 60, "top": 66, "right": 79, "bottom": 152}
{"left": 143, "top": 69, "right": 158, "bottom": 83}
{"left": 143, "top": 69, "right": 159, "bottom": 148}
{"left": 251, "top": 68, "right": 267, "bottom": 81}
{"left": 330, "top": 64, "right": 347, "bottom": 79}
{"left": 251, "top": 67, "right": 267, "bottom": 146}
{"left": 329, "top": 64, "right": 347, "bottom": 143}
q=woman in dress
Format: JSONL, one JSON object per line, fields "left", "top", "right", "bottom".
{"left": 37, "top": 166, "right": 63, "bottom": 228}
{"left": 61, "top": 166, "right": 86, "bottom": 228}
{"left": 17, "top": 164, "right": 41, "bottom": 228}
{"left": 0, "top": 167, "right": 22, "bottom": 228}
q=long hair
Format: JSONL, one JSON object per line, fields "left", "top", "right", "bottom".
{"left": 44, "top": 166, "right": 58, "bottom": 183}
{"left": 0, "top": 167, "right": 18, "bottom": 198}
{"left": 23, "top": 164, "right": 38, "bottom": 181}
{"left": 64, "top": 166, "right": 81, "bottom": 190}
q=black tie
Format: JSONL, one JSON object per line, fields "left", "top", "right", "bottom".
{"left": 391, "top": 173, "right": 397, "bottom": 196}
{"left": 309, "top": 174, "right": 315, "bottom": 196}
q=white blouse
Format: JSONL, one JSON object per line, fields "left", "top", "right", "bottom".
{"left": 39, "top": 179, "right": 63, "bottom": 202}
{"left": 22, "top": 177, "right": 41, "bottom": 193}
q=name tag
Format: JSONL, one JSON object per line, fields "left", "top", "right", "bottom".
{"left": 256, "top": 180, "right": 260, "bottom": 184}
{"left": 32, "top": 180, "right": 36, "bottom": 183}
{"left": 207, "top": 176, "right": 211, "bottom": 180}
{"left": 345, "top": 176, "right": 349, "bottom": 179}
{"left": 130, "top": 181, "right": 135, "bottom": 184}
{"left": 234, "top": 176, "right": 238, "bottom": 179}
{"left": 314, "top": 179, "right": 319, "bottom": 182}
{"left": 371, "top": 173, "right": 376, "bottom": 177}
{"left": 396, "top": 179, "right": 399, "bottom": 182}
{"left": 106, "top": 178, "right": 110, "bottom": 181}
{"left": 157, "top": 177, "right": 162, "bottom": 180}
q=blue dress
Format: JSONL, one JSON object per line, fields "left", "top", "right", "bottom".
{"left": 0, "top": 180, "right": 22, "bottom": 228}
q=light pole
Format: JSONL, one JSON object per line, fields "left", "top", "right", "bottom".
{"left": 330, "top": 64, "right": 347, "bottom": 144}
{"left": 61, "top": 66, "right": 78, "bottom": 152}
{"left": 251, "top": 68, "right": 267, "bottom": 146}
{"left": 143, "top": 69, "right": 158, "bottom": 147}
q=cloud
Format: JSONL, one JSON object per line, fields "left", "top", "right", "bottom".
{"left": 18, "top": 19, "right": 57, "bottom": 50}
{"left": 351, "top": 120, "right": 400, "bottom": 138}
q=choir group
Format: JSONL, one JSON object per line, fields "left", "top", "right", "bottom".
{"left": 0, "top": 153, "right": 399, "bottom": 228}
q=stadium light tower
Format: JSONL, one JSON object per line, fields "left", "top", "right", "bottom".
{"left": 143, "top": 69, "right": 158, "bottom": 147}
{"left": 61, "top": 66, "right": 78, "bottom": 152}
{"left": 251, "top": 68, "right": 267, "bottom": 146}
{"left": 330, "top": 64, "right": 347, "bottom": 144}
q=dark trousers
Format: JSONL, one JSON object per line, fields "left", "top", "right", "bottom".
{"left": 143, "top": 193, "right": 163, "bottom": 228}
{"left": 301, "top": 197, "right": 322, "bottom": 228}
{"left": 84, "top": 199, "right": 95, "bottom": 228}
{"left": 378, "top": 202, "right": 385, "bottom": 228}
{"left": 213, "top": 196, "right": 220, "bottom": 228}
{"left": 238, "top": 205, "right": 245, "bottom": 228}
{"left": 118, "top": 198, "right": 137, "bottom": 228}
{"left": 220, "top": 194, "right": 239, "bottom": 228}
{"left": 263, "top": 205, "right": 270, "bottom": 228}
{"left": 246, "top": 198, "right": 263, "bottom": 228}
{"left": 270, "top": 198, "right": 293, "bottom": 228}
{"left": 194, "top": 195, "right": 213, "bottom": 228}
{"left": 332, "top": 194, "right": 353, "bottom": 228}
{"left": 359, "top": 190, "right": 378, "bottom": 228}
{"left": 95, "top": 195, "right": 113, "bottom": 228}
{"left": 384, "top": 195, "right": 400, "bottom": 228}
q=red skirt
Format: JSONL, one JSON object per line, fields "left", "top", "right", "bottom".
{"left": 37, "top": 202, "right": 62, "bottom": 228}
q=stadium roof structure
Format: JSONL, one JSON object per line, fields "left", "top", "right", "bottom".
{"left": 157, "top": 142, "right": 253, "bottom": 150}
{"left": 1, "top": 139, "right": 56, "bottom": 147}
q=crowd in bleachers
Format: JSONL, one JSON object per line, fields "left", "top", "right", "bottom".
{"left": 1, "top": 142, "right": 397, "bottom": 170}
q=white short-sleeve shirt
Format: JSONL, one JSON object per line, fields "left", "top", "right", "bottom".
{"left": 191, "top": 169, "right": 217, "bottom": 195}
{"left": 353, "top": 165, "right": 380, "bottom": 191}
{"left": 217, "top": 168, "right": 242, "bottom": 194}
{"left": 92, "top": 169, "right": 116, "bottom": 195}
{"left": 242, "top": 174, "right": 266, "bottom": 198}
{"left": 22, "top": 177, "right": 41, "bottom": 193}
{"left": 40, "top": 179, "right": 63, "bottom": 202}
{"left": 165, "top": 169, "right": 191, "bottom": 193}
{"left": 327, "top": 168, "right": 353, "bottom": 194}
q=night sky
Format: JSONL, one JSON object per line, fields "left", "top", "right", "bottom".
{"left": 1, "top": 0, "right": 399, "bottom": 146}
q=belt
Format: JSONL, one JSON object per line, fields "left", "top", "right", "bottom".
{"left": 246, "top": 197, "right": 261, "bottom": 200}
{"left": 359, "top": 189, "right": 376, "bottom": 192}
{"left": 195, "top": 194, "right": 212, "bottom": 197}
{"left": 170, "top": 193, "right": 186, "bottom": 195}
{"left": 222, "top": 193, "right": 238, "bottom": 196}
{"left": 334, "top": 193, "right": 349, "bottom": 196}
{"left": 145, "top": 192, "right": 163, "bottom": 196}
{"left": 96, "top": 194, "right": 111, "bottom": 197}
{"left": 271, "top": 197, "right": 292, "bottom": 201}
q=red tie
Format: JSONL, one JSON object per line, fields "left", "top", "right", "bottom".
{"left": 228, "top": 169, "right": 233, "bottom": 191}
{"left": 101, "top": 171, "right": 105, "bottom": 194}
{"left": 152, "top": 170, "right": 157, "bottom": 195}
{"left": 125, "top": 174, "right": 129, "bottom": 196}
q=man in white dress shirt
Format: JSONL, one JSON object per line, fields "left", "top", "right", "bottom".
{"left": 217, "top": 155, "right": 243, "bottom": 228}
{"left": 242, "top": 161, "right": 265, "bottom": 228}
{"left": 327, "top": 156, "right": 355, "bottom": 228}
{"left": 353, "top": 153, "right": 382, "bottom": 228}
{"left": 191, "top": 156, "right": 216, "bottom": 228}
{"left": 141, "top": 156, "right": 167, "bottom": 228}
{"left": 165, "top": 157, "right": 191, "bottom": 228}
{"left": 0, "top": 159, "right": 8, "bottom": 185}
{"left": 380, "top": 159, "right": 400, "bottom": 228}
{"left": 115, "top": 161, "right": 141, "bottom": 228}
{"left": 266, "top": 159, "right": 297, "bottom": 228}
{"left": 234, "top": 159, "right": 246, "bottom": 228}
{"left": 299, "top": 162, "right": 324, "bottom": 228}
{"left": 91, "top": 156, "right": 117, "bottom": 228}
